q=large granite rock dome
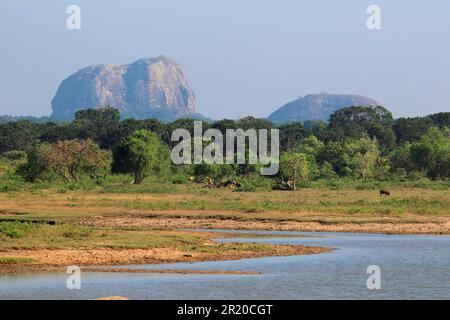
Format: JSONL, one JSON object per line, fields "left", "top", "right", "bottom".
{"left": 51, "top": 56, "right": 199, "bottom": 121}
{"left": 268, "top": 93, "right": 381, "bottom": 123}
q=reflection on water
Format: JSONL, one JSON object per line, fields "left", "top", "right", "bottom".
{"left": 1, "top": 230, "right": 449, "bottom": 300}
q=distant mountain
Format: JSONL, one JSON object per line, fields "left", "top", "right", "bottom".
{"left": 268, "top": 93, "right": 381, "bottom": 123}
{"left": 51, "top": 56, "right": 206, "bottom": 121}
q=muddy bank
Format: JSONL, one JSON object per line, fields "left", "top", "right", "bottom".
{"left": 0, "top": 244, "right": 329, "bottom": 275}
{"left": 0, "top": 265, "right": 261, "bottom": 276}
{"left": 82, "top": 216, "right": 450, "bottom": 235}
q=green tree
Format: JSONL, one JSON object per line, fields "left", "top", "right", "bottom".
{"left": 278, "top": 122, "right": 308, "bottom": 151}
{"left": 393, "top": 117, "right": 434, "bottom": 144}
{"left": 211, "top": 119, "right": 239, "bottom": 134}
{"left": 17, "top": 145, "right": 47, "bottom": 182}
{"left": 112, "top": 130, "right": 169, "bottom": 184}
{"left": 408, "top": 127, "right": 450, "bottom": 179}
{"left": 279, "top": 152, "right": 310, "bottom": 190}
{"left": 238, "top": 116, "right": 274, "bottom": 131}
{"left": 292, "top": 135, "right": 323, "bottom": 178}
{"left": 317, "top": 140, "right": 353, "bottom": 176}
{"left": 352, "top": 136, "right": 380, "bottom": 180}
{"left": 293, "top": 135, "right": 323, "bottom": 156}
{"left": 40, "top": 122, "right": 80, "bottom": 143}
{"left": 73, "top": 107, "right": 121, "bottom": 148}
{"left": 327, "top": 106, "right": 396, "bottom": 151}
{"left": 429, "top": 112, "right": 450, "bottom": 127}
{"left": 193, "top": 163, "right": 235, "bottom": 182}
{"left": 0, "top": 120, "right": 40, "bottom": 154}
{"left": 390, "top": 142, "right": 413, "bottom": 175}
{"left": 319, "top": 161, "right": 337, "bottom": 179}
{"left": 318, "top": 136, "right": 383, "bottom": 179}
{"left": 390, "top": 127, "right": 450, "bottom": 179}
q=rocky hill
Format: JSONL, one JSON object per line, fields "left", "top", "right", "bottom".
{"left": 268, "top": 93, "right": 381, "bottom": 123}
{"left": 51, "top": 56, "right": 203, "bottom": 121}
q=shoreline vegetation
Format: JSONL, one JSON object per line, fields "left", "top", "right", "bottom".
{"left": 0, "top": 224, "right": 329, "bottom": 275}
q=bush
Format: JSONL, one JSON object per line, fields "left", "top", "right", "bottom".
{"left": 0, "top": 221, "right": 33, "bottom": 238}
{"left": 319, "top": 162, "right": 337, "bottom": 179}
{"left": 0, "top": 163, "right": 14, "bottom": 178}
{"left": 236, "top": 175, "right": 274, "bottom": 192}
{"left": 171, "top": 174, "right": 188, "bottom": 184}
{"left": 193, "top": 163, "right": 236, "bottom": 182}
{"left": 17, "top": 144, "right": 49, "bottom": 182}
{"left": 0, "top": 150, "right": 27, "bottom": 163}
{"left": 325, "top": 179, "right": 343, "bottom": 190}
{"left": 403, "top": 178, "right": 449, "bottom": 190}
{"left": 0, "top": 174, "right": 25, "bottom": 192}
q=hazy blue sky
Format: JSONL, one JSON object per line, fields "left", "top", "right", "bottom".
{"left": 1, "top": 0, "right": 449, "bottom": 119}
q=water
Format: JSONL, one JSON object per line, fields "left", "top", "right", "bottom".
{"left": 1, "top": 230, "right": 449, "bottom": 299}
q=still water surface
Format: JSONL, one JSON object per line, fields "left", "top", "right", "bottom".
{"left": 1, "top": 230, "right": 449, "bottom": 299}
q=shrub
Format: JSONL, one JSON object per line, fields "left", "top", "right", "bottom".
{"left": 0, "top": 150, "right": 27, "bottom": 162}
{"left": 171, "top": 174, "right": 188, "bottom": 184}
{"left": 236, "top": 175, "right": 274, "bottom": 192}
{"left": 0, "top": 174, "right": 25, "bottom": 192}
{"left": 0, "top": 221, "right": 33, "bottom": 238}
{"left": 0, "top": 163, "right": 14, "bottom": 178}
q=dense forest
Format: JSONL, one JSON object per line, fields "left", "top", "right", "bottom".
{"left": 0, "top": 106, "right": 449, "bottom": 192}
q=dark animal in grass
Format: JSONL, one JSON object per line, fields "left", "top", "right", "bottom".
{"left": 222, "top": 179, "right": 242, "bottom": 189}
{"left": 379, "top": 189, "right": 391, "bottom": 197}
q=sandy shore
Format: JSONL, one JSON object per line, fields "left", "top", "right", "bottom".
{"left": 0, "top": 244, "right": 330, "bottom": 275}
{"left": 82, "top": 216, "right": 450, "bottom": 235}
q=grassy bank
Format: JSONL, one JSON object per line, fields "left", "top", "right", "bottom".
{"left": 0, "top": 220, "right": 328, "bottom": 275}
{"left": 0, "top": 182, "right": 448, "bottom": 274}
{"left": 0, "top": 182, "right": 448, "bottom": 218}
{"left": 0, "top": 182, "right": 448, "bottom": 233}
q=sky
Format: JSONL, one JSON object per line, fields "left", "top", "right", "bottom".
{"left": 1, "top": 0, "right": 449, "bottom": 120}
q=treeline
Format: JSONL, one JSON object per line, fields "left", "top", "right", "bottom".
{"left": 0, "top": 106, "right": 449, "bottom": 190}
{"left": 1, "top": 107, "right": 448, "bottom": 152}
{"left": 0, "top": 115, "right": 55, "bottom": 125}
